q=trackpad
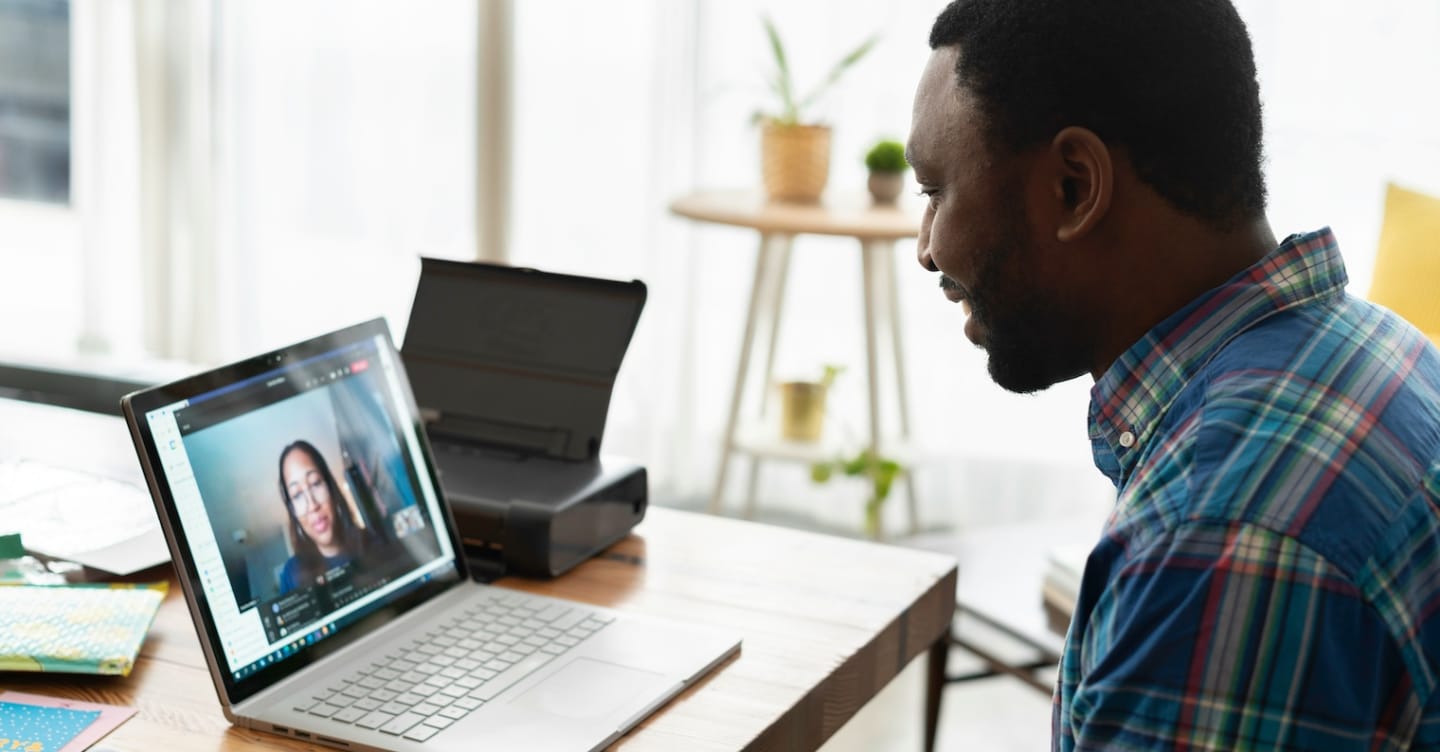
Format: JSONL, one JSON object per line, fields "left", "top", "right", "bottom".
{"left": 511, "top": 658, "right": 662, "bottom": 721}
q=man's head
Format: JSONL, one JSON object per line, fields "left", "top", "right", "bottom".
{"left": 909, "top": 0, "right": 1267, "bottom": 393}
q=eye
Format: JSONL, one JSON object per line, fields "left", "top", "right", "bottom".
{"left": 917, "top": 187, "right": 942, "bottom": 209}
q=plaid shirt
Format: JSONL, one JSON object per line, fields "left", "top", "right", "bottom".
{"left": 1055, "top": 228, "right": 1440, "bottom": 750}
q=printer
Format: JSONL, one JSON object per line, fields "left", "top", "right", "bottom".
{"left": 401, "top": 258, "right": 649, "bottom": 579}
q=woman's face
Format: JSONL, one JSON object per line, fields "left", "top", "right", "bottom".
{"left": 283, "top": 450, "right": 338, "bottom": 553}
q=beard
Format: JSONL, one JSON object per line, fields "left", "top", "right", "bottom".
{"left": 968, "top": 208, "right": 1093, "bottom": 394}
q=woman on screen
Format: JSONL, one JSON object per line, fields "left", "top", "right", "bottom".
{"left": 276, "top": 440, "right": 372, "bottom": 594}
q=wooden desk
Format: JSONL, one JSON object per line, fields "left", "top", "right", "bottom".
{"left": 670, "top": 190, "right": 923, "bottom": 535}
{"left": 9, "top": 507, "right": 957, "bottom": 751}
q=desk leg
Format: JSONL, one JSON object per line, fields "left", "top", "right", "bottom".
{"left": 710, "top": 233, "right": 783, "bottom": 516}
{"left": 925, "top": 630, "right": 951, "bottom": 752}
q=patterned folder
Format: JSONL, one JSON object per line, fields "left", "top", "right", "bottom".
{"left": 0, "top": 583, "right": 166, "bottom": 676}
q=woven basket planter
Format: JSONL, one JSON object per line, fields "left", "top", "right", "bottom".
{"left": 761, "top": 121, "right": 831, "bottom": 204}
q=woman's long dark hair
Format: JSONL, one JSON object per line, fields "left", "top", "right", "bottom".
{"left": 277, "top": 440, "right": 370, "bottom": 587}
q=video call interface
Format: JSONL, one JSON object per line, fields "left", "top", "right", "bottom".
{"left": 157, "top": 338, "right": 453, "bottom": 679}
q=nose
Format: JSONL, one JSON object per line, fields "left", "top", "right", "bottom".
{"left": 916, "top": 214, "right": 937, "bottom": 272}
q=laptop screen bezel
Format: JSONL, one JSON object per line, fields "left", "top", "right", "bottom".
{"left": 122, "top": 318, "right": 471, "bottom": 706}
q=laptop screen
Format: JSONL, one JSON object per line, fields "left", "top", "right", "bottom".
{"left": 137, "top": 326, "right": 459, "bottom": 688}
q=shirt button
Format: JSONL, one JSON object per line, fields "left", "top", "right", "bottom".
{"left": 1118, "top": 431, "right": 1136, "bottom": 448}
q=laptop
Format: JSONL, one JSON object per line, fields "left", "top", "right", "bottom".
{"left": 121, "top": 318, "right": 740, "bottom": 751}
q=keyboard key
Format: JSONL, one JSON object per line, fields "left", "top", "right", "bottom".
{"left": 551, "top": 609, "right": 587, "bottom": 631}
{"left": 455, "top": 697, "right": 484, "bottom": 711}
{"left": 470, "top": 667, "right": 498, "bottom": 681}
{"left": 439, "top": 684, "right": 468, "bottom": 698}
{"left": 403, "top": 724, "right": 440, "bottom": 742}
{"left": 373, "top": 667, "right": 401, "bottom": 681}
{"left": 354, "top": 697, "right": 383, "bottom": 712}
{"left": 395, "top": 692, "right": 423, "bottom": 706}
{"left": 456, "top": 658, "right": 481, "bottom": 670}
{"left": 441, "top": 666, "right": 466, "bottom": 679}
{"left": 308, "top": 703, "right": 342, "bottom": 718}
{"left": 381, "top": 701, "right": 411, "bottom": 716}
{"left": 370, "top": 689, "right": 398, "bottom": 703}
{"left": 535, "top": 604, "right": 569, "bottom": 623}
{"left": 540, "top": 643, "right": 566, "bottom": 655}
{"left": 333, "top": 706, "right": 368, "bottom": 724}
{"left": 457, "top": 676, "right": 481, "bottom": 689}
{"left": 513, "top": 643, "right": 538, "bottom": 656}
{"left": 413, "top": 684, "right": 440, "bottom": 697}
{"left": 423, "top": 715, "right": 454, "bottom": 729}
{"left": 355, "top": 711, "right": 396, "bottom": 730}
{"left": 358, "top": 675, "right": 385, "bottom": 690}
{"left": 412, "top": 702, "right": 443, "bottom": 716}
{"left": 499, "top": 651, "right": 523, "bottom": 664}
{"left": 439, "top": 705, "right": 468, "bottom": 721}
{"left": 292, "top": 698, "right": 318, "bottom": 713}
{"left": 380, "top": 712, "right": 427, "bottom": 735}
{"left": 475, "top": 653, "right": 554, "bottom": 701}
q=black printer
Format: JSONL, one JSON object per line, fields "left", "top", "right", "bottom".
{"left": 401, "top": 258, "right": 648, "bottom": 580}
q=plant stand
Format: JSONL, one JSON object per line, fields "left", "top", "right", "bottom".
{"left": 670, "top": 189, "right": 922, "bottom": 536}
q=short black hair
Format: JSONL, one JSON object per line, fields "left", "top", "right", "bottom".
{"left": 930, "top": 0, "right": 1266, "bottom": 228}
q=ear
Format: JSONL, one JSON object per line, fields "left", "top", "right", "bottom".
{"left": 1049, "top": 126, "right": 1113, "bottom": 242}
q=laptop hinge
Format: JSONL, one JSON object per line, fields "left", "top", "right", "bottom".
{"left": 465, "top": 543, "right": 508, "bottom": 583}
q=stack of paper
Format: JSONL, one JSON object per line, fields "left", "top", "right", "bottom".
{"left": 0, "top": 582, "right": 166, "bottom": 676}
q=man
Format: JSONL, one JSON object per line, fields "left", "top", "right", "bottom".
{"left": 908, "top": 1, "right": 1440, "bottom": 749}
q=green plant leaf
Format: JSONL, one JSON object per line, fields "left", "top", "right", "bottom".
{"left": 761, "top": 15, "right": 797, "bottom": 125}
{"left": 797, "top": 33, "right": 879, "bottom": 113}
{"left": 810, "top": 462, "right": 833, "bottom": 483}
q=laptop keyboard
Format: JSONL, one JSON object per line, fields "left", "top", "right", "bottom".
{"left": 292, "top": 592, "right": 613, "bottom": 743}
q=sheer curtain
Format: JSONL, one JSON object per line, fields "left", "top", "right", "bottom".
{"left": 507, "top": 1, "right": 1440, "bottom": 532}
{"left": 5, "top": 2, "right": 1435, "bottom": 534}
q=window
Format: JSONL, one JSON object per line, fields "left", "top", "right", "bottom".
{"left": 0, "top": 0, "right": 69, "bottom": 205}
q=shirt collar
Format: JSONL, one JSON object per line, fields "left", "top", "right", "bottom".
{"left": 1087, "top": 227, "right": 1350, "bottom": 485}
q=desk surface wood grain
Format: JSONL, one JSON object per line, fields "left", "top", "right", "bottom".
{"left": 6, "top": 507, "right": 957, "bottom": 751}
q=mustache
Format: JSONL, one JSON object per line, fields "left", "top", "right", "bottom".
{"left": 938, "top": 275, "right": 966, "bottom": 299}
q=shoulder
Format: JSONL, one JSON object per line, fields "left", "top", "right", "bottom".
{"left": 1174, "top": 297, "right": 1440, "bottom": 545}
{"left": 279, "top": 556, "right": 301, "bottom": 590}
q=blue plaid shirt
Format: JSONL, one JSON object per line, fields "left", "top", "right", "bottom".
{"left": 1055, "top": 228, "right": 1440, "bottom": 750}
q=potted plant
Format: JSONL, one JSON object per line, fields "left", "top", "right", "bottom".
{"left": 756, "top": 16, "right": 878, "bottom": 204}
{"left": 779, "top": 364, "right": 843, "bottom": 442}
{"left": 811, "top": 449, "right": 903, "bottom": 539}
{"left": 864, "top": 139, "right": 909, "bottom": 204}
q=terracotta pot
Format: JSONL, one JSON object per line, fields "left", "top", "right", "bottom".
{"left": 867, "top": 171, "right": 905, "bottom": 204}
{"left": 761, "top": 121, "right": 831, "bottom": 204}
{"left": 778, "top": 381, "right": 827, "bottom": 442}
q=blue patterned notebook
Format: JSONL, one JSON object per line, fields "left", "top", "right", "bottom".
{"left": 0, "top": 700, "right": 100, "bottom": 751}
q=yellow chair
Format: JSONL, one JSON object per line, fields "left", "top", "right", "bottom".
{"left": 1369, "top": 183, "right": 1440, "bottom": 347}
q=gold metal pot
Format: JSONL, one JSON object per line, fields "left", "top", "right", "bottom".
{"left": 779, "top": 380, "right": 827, "bottom": 442}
